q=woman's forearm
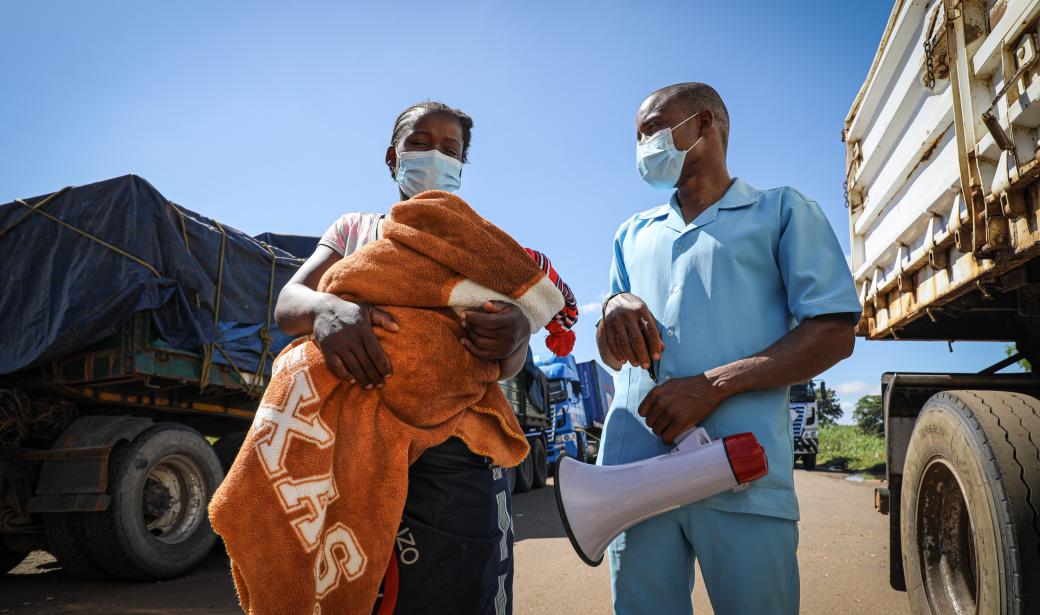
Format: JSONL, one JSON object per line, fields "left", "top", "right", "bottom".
{"left": 275, "top": 246, "right": 344, "bottom": 337}
{"left": 274, "top": 282, "right": 335, "bottom": 337}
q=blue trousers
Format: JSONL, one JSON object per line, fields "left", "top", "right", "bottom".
{"left": 374, "top": 438, "right": 513, "bottom": 615}
{"left": 608, "top": 506, "right": 799, "bottom": 615}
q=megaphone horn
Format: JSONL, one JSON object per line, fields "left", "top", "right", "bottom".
{"left": 554, "top": 428, "right": 768, "bottom": 566}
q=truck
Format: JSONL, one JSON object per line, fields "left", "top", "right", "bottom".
{"left": 576, "top": 360, "right": 613, "bottom": 440}
{"left": 789, "top": 381, "right": 819, "bottom": 471}
{"left": 534, "top": 355, "right": 615, "bottom": 467}
{"left": 499, "top": 349, "right": 553, "bottom": 494}
{"left": 0, "top": 176, "right": 554, "bottom": 579}
{"left": 0, "top": 175, "right": 313, "bottom": 580}
{"left": 536, "top": 354, "right": 593, "bottom": 465}
{"left": 845, "top": 1, "right": 1040, "bottom": 612}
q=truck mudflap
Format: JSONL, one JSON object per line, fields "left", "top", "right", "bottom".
{"left": 23, "top": 415, "right": 153, "bottom": 513}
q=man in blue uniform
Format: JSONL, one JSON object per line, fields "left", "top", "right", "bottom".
{"left": 596, "top": 82, "right": 861, "bottom": 614}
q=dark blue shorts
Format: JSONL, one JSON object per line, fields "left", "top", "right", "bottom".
{"left": 374, "top": 437, "right": 514, "bottom": 615}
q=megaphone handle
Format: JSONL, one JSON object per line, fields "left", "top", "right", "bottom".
{"left": 673, "top": 427, "right": 711, "bottom": 451}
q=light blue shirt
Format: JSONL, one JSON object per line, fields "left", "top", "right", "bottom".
{"left": 600, "top": 178, "right": 861, "bottom": 520}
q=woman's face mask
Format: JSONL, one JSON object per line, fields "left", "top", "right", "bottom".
{"left": 395, "top": 149, "right": 463, "bottom": 198}
{"left": 636, "top": 112, "right": 703, "bottom": 190}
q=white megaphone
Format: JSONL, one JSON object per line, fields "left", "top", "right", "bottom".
{"left": 554, "top": 427, "right": 768, "bottom": 566}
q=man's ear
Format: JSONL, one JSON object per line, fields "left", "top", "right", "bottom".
{"left": 695, "top": 109, "right": 715, "bottom": 139}
{"left": 385, "top": 146, "right": 398, "bottom": 180}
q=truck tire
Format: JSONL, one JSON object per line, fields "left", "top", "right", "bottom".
{"left": 514, "top": 453, "right": 534, "bottom": 493}
{"left": 84, "top": 423, "right": 223, "bottom": 580}
{"left": 42, "top": 511, "right": 110, "bottom": 579}
{"left": 212, "top": 430, "right": 247, "bottom": 475}
{"left": 531, "top": 439, "right": 548, "bottom": 489}
{"left": 803, "top": 454, "right": 817, "bottom": 471}
{"left": 901, "top": 390, "right": 1040, "bottom": 615}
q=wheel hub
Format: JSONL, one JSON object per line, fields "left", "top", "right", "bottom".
{"left": 143, "top": 479, "right": 173, "bottom": 517}
{"left": 916, "top": 458, "right": 978, "bottom": 615}
{"left": 140, "top": 455, "right": 206, "bottom": 544}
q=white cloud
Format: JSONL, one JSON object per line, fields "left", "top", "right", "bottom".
{"left": 835, "top": 380, "right": 875, "bottom": 397}
{"left": 837, "top": 401, "right": 856, "bottom": 425}
{"left": 579, "top": 291, "right": 612, "bottom": 316}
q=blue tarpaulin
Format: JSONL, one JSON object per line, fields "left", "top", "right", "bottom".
{"left": 0, "top": 175, "right": 318, "bottom": 375}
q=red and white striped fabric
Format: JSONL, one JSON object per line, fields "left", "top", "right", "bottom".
{"left": 525, "top": 248, "right": 578, "bottom": 357}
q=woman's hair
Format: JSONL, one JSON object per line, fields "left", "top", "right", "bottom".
{"left": 390, "top": 101, "right": 474, "bottom": 162}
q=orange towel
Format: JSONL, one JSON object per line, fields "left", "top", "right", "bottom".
{"left": 209, "top": 191, "right": 564, "bottom": 615}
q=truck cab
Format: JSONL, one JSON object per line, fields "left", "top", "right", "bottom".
{"left": 789, "top": 381, "right": 818, "bottom": 471}
{"left": 535, "top": 354, "right": 592, "bottom": 464}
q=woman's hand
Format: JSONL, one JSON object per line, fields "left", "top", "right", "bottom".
{"left": 312, "top": 295, "right": 399, "bottom": 388}
{"left": 460, "top": 301, "right": 530, "bottom": 361}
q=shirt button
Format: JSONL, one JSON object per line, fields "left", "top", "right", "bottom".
{"left": 672, "top": 286, "right": 680, "bottom": 294}
{"left": 666, "top": 329, "right": 674, "bottom": 337}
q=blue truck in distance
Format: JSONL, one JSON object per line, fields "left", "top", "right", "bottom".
{"left": 535, "top": 355, "right": 613, "bottom": 465}
{"left": 576, "top": 360, "right": 613, "bottom": 453}
{"left": 531, "top": 353, "right": 814, "bottom": 475}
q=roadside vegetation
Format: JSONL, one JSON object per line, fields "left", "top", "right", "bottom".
{"left": 818, "top": 423, "right": 885, "bottom": 478}
{"left": 812, "top": 386, "right": 886, "bottom": 477}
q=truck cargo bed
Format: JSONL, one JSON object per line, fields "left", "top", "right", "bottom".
{"left": 845, "top": 0, "right": 1040, "bottom": 344}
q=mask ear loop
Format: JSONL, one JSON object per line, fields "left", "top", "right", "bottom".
{"left": 672, "top": 110, "right": 700, "bottom": 131}
{"left": 683, "top": 135, "right": 704, "bottom": 154}
{"left": 637, "top": 110, "right": 700, "bottom": 145}
{"left": 673, "top": 111, "right": 704, "bottom": 153}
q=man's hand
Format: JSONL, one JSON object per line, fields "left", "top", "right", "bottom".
{"left": 460, "top": 301, "right": 530, "bottom": 361}
{"left": 312, "top": 295, "right": 399, "bottom": 388}
{"left": 599, "top": 293, "right": 665, "bottom": 370}
{"left": 638, "top": 374, "right": 724, "bottom": 445}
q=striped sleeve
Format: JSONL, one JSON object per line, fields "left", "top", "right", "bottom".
{"left": 524, "top": 248, "right": 578, "bottom": 329}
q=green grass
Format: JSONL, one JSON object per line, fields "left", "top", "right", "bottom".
{"left": 817, "top": 424, "right": 886, "bottom": 477}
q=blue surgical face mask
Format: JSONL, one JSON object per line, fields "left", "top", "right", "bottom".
{"left": 395, "top": 149, "right": 463, "bottom": 198}
{"left": 636, "top": 112, "right": 703, "bottom": 190}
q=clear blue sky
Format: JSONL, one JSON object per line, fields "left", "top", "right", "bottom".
{"left": 0, "top": 1, "right": 1017, "bottom": 420}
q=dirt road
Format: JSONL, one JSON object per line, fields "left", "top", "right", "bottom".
{"left": 2, "top": 470, "right": 909, "bottom": 614}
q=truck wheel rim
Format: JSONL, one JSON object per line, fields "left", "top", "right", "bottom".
{"left": 141, "top": 454, "right": 207, "bottom": 545}
{"left": 916, "top": 458, "right": 978, "bottom": 615}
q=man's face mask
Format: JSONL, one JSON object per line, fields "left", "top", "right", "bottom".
{"left": 395, "top": 149, "right": 463, "bottom": 198}
{"left": 636, "top": 112, "right": 704, "bottom": 190}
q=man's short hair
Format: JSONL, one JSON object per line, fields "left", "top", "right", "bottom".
{"left": 651, "top": 82, "right": 730, "bottom": 148}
